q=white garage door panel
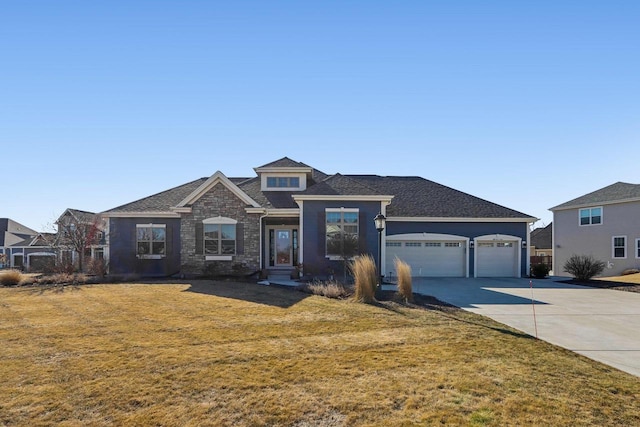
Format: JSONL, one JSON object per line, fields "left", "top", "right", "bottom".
{"left": 476, "top": 242, "right": 517, "bottom": 277}
{"left": 386, "top": 241, "right": 465, "bottom": 277}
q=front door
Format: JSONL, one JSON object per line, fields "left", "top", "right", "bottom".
{"left": 275, "top": 229, "right": 292, "bottom": 266}
{"left": 268, "top": 227, "right": 298, "bottom": 268}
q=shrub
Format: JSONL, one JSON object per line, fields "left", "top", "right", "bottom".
{"left": 394, "top": 257, "right": 413, "bottom": 302}
{"left": 36, "top": 273, "right": 89, "bottom": 286}
{"left": 531, "top": 263, "right": 551, "bottom": 279}
{"left": 351, "top": 255, "right": 377, "bottom": 303}
{"left": 563, "top": 254, "right": 606, "bottom": 281}
{"left": 87, "top": 258, "right": 108, "bottom": 277}
{"left": 0, "top": 269, "right": 26, "bottom": 286}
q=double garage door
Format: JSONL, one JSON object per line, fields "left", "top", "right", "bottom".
{"left": 386, "top": 234, "right": 519, "bottom": 278}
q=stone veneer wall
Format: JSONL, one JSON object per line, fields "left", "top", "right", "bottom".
{"left": 180, "top": 183, "right": 261, "bottom": 276}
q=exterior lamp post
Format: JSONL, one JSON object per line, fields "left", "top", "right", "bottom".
{"left": 374, "top": 213, "right": 386, "bottom": 294}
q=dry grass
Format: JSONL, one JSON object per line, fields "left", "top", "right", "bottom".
{"left": 351, "top": 255, "right": 377, "bottom": 303}
{"left": 394, "top": 257, "right": 413, "bottom": 302}
{"left": 298, "top": 281, "right": 351, "bottom": 299}
{"left": 1, "top": 281, "right": 639, "bottom": 426}
{"left": 0, "top": 269, "right": 26, "bottom": 286}
{"left": 598, "top": 272, "right": 640, "bottom": 284}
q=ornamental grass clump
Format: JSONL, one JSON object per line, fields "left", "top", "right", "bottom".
{"left": 394, "top": 257, "right": 413, "bottom": 302}
{"left": 351, "top": 254, "right": 377, "bottom": 303}
{"left": 0, "top": 269, "right": 25, "bottom": 286}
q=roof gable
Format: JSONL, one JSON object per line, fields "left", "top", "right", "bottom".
{"left": 531, "top": 223, "right": 552, "bottom": 249}
{"left": 255, "top": 157, "right": 312, "bottom": 169}
{"left": 550, "top": 182, "right": 640, "bottom": 211}
{"left": 175, "top": 171, "right": 260, "bottom": 209}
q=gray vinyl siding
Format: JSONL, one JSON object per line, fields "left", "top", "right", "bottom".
{"left": 553, "top": 201, "right": 640, "bottom": 277}
{"left": 108, "top": 217, "right": 182, "bottom": 277}
{"left": 387, "top": 221, "right": 529, "bottom": 277}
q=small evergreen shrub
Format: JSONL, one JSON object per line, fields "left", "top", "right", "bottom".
{"left": 530, "top": 263, "right": 551, "bottom": 279}
{"left": 394, "top": 257, "right": 413, "bottom": 302}
{"left": 563, "top": 254, "right": 606, "bottom": 281}
{"left": 351, "top": 255, "right": 377, "bottom": 303}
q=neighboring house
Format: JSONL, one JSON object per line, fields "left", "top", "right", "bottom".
{"left": 530, "top": 223, "right": 553, "bottom": 266}
{"left": 0, "top": 218, "right": 56, "bottom": 270}
{"left": 550, "top": 182, "right": 640, "bottom": 277}
{"left": 102, "top": 157, "right": 536, "bottom": 279}
{"left": 55, "top": 209, "right": 107, "bottom": 271}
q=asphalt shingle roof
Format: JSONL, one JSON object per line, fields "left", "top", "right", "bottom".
{"left": 101, "top": 158, "right": 533, "bottom": 219}
{"left": 530, "top": 223, "right": 552, "bottom": 249}
{"left": 255, "top": 157, "right": 313, "bottom": 169}
{"left": 348, "top": 175, "right": 533, "bottom": 218}
{"left": 105, "top": 178, "right": 207, "bottom": 213}
{"left": 551, "top": 182, "right": 640, "bottom": 210}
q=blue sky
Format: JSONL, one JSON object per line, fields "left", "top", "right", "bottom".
{"left": 2, "top": 1, "right": 639, "bottom": 231}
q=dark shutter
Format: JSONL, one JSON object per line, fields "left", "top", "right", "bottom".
{"left": 165, "top": 225, "right": 172, "bottom": 256}
{"left": 236, "top": 223, "right": 244, "bottom": 255}
{"left": 195, "top": 222, "right": 203, "bottom": 255}
{"left": 359, "top": 211, "right": 368, "bottom": 253}
{"left": 319, "top": 211, "right": 326, "bottom": 254}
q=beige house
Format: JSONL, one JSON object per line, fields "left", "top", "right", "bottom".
{"left": 550, "top": 182, "right": 640, "bottom": 277}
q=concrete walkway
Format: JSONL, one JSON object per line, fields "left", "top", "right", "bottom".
{"left": 410, "top": 277, "right": 640, "bottom": 378}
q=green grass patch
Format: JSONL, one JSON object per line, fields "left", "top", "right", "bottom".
{"left": 0, "top": 280, "right": 638, "bottom": 426}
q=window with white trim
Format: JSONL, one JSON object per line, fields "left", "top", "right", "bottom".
{"left": 136, "top": 224, "right": 166, "bottom": 256}
{"left": 386, "top": 242, "right": 401, "bottom": 247}
{"left": 326, "top": 208, "right": 359, "bottom": 257}
{"left": 425, "top": 242, "right": 441, "bottom": 247}
{"left": 580, "top": 207, "right": 602, "bottom": 226}
{"left": 636, "top": 239, "right": 640, "bottom": 259}
{"left": 203, "top": 218, "right": 237, "bottom": 255}
{"left": 445, "top": 242, "right": 461, "bottom": 247}
{"left": 612, "top": 236, "right": 626, "bottom": 259}
{"left": 266, "top": 176, "right": 300, "bottom": 188}
{"left": 405, "top": 242, "right": 422, "bottom": 247}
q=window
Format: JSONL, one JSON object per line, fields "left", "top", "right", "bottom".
{"left": 405, "top": 242, "right": 422, "bottom": 247}
{"left": 612, "top": 236, "right": 626, "bottom": 259}
{"left": 580, "top": 207, "right": 602, "bottom": 226}
{"left": 497, "top": 242, "right": 514, "bottom": 248}
{"left": 326, "top": 208, "right": 359, "bottom": 257}
{"left": 636, "top": 239, "right": 640, "bottom": 259}
{"left": 136, "top": 224, "right": 166, "bottom": 257}
{"left": 266, "top": 176, "right": 300, "bottom": 188}
{"left": 204, "top": 224, "right": 236, "bottom": 255}
{"left": 425, "top": 242, "right": 441, "bottom": 247}
{"left": 386, "top": 242, "right": 401, "bottom": 247}
{"left": 445, "top": 242, "right": 461, "bottom": 247}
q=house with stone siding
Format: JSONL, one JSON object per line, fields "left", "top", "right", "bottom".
{"left": 102, "top": 157, "right": 536, "bottom": 279}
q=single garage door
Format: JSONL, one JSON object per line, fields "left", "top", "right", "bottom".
{"left": 386, "top": 240, "right": 466, "bottom": 277}
{"left": 476, "top": 241, "right": 518, "bottom": 277}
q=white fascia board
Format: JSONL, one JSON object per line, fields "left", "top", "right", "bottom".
{"left": 386, "top": 216, "right": 537, "bottom": 223}
{"left": 177, "top": 171, "right": 261, "bottom": 208}
{"left": 254, "top": 166, "right": 313, "bottom": 174}
{"left": 549, "top": 197, "right": 640, "bottom": 212}
{"left": 265, "top": 208, "right": 300, "bottom": 217}
{"left": 245, "top": 207, "right": 267, "bottom": 214}
{"left": 103, "top": 212, "right": 180, "bottom": 218}
{"left": 292, "top": 195, "right": 394, "bottom": 202}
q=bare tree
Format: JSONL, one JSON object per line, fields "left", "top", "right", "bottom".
{"left": 47, "top": 209, "right": 106, "bottom": 273}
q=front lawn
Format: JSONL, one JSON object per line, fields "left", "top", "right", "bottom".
{"left": 1, "top": 281, "right": 638, "bottom": 426}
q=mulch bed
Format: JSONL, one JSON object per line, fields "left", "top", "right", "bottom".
{"left": 558, "top": 279, "right": 640, "bottom": 293}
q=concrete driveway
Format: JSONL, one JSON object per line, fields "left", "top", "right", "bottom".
{"left": 410, "top": 277, "right": 640, "bottom": 378}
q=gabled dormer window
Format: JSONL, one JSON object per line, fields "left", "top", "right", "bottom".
{"left": 266, "top": 176, "right": 300, "bottom": 188}
{"left": 260, "top": 173, "right": 306, "bottom": 191}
